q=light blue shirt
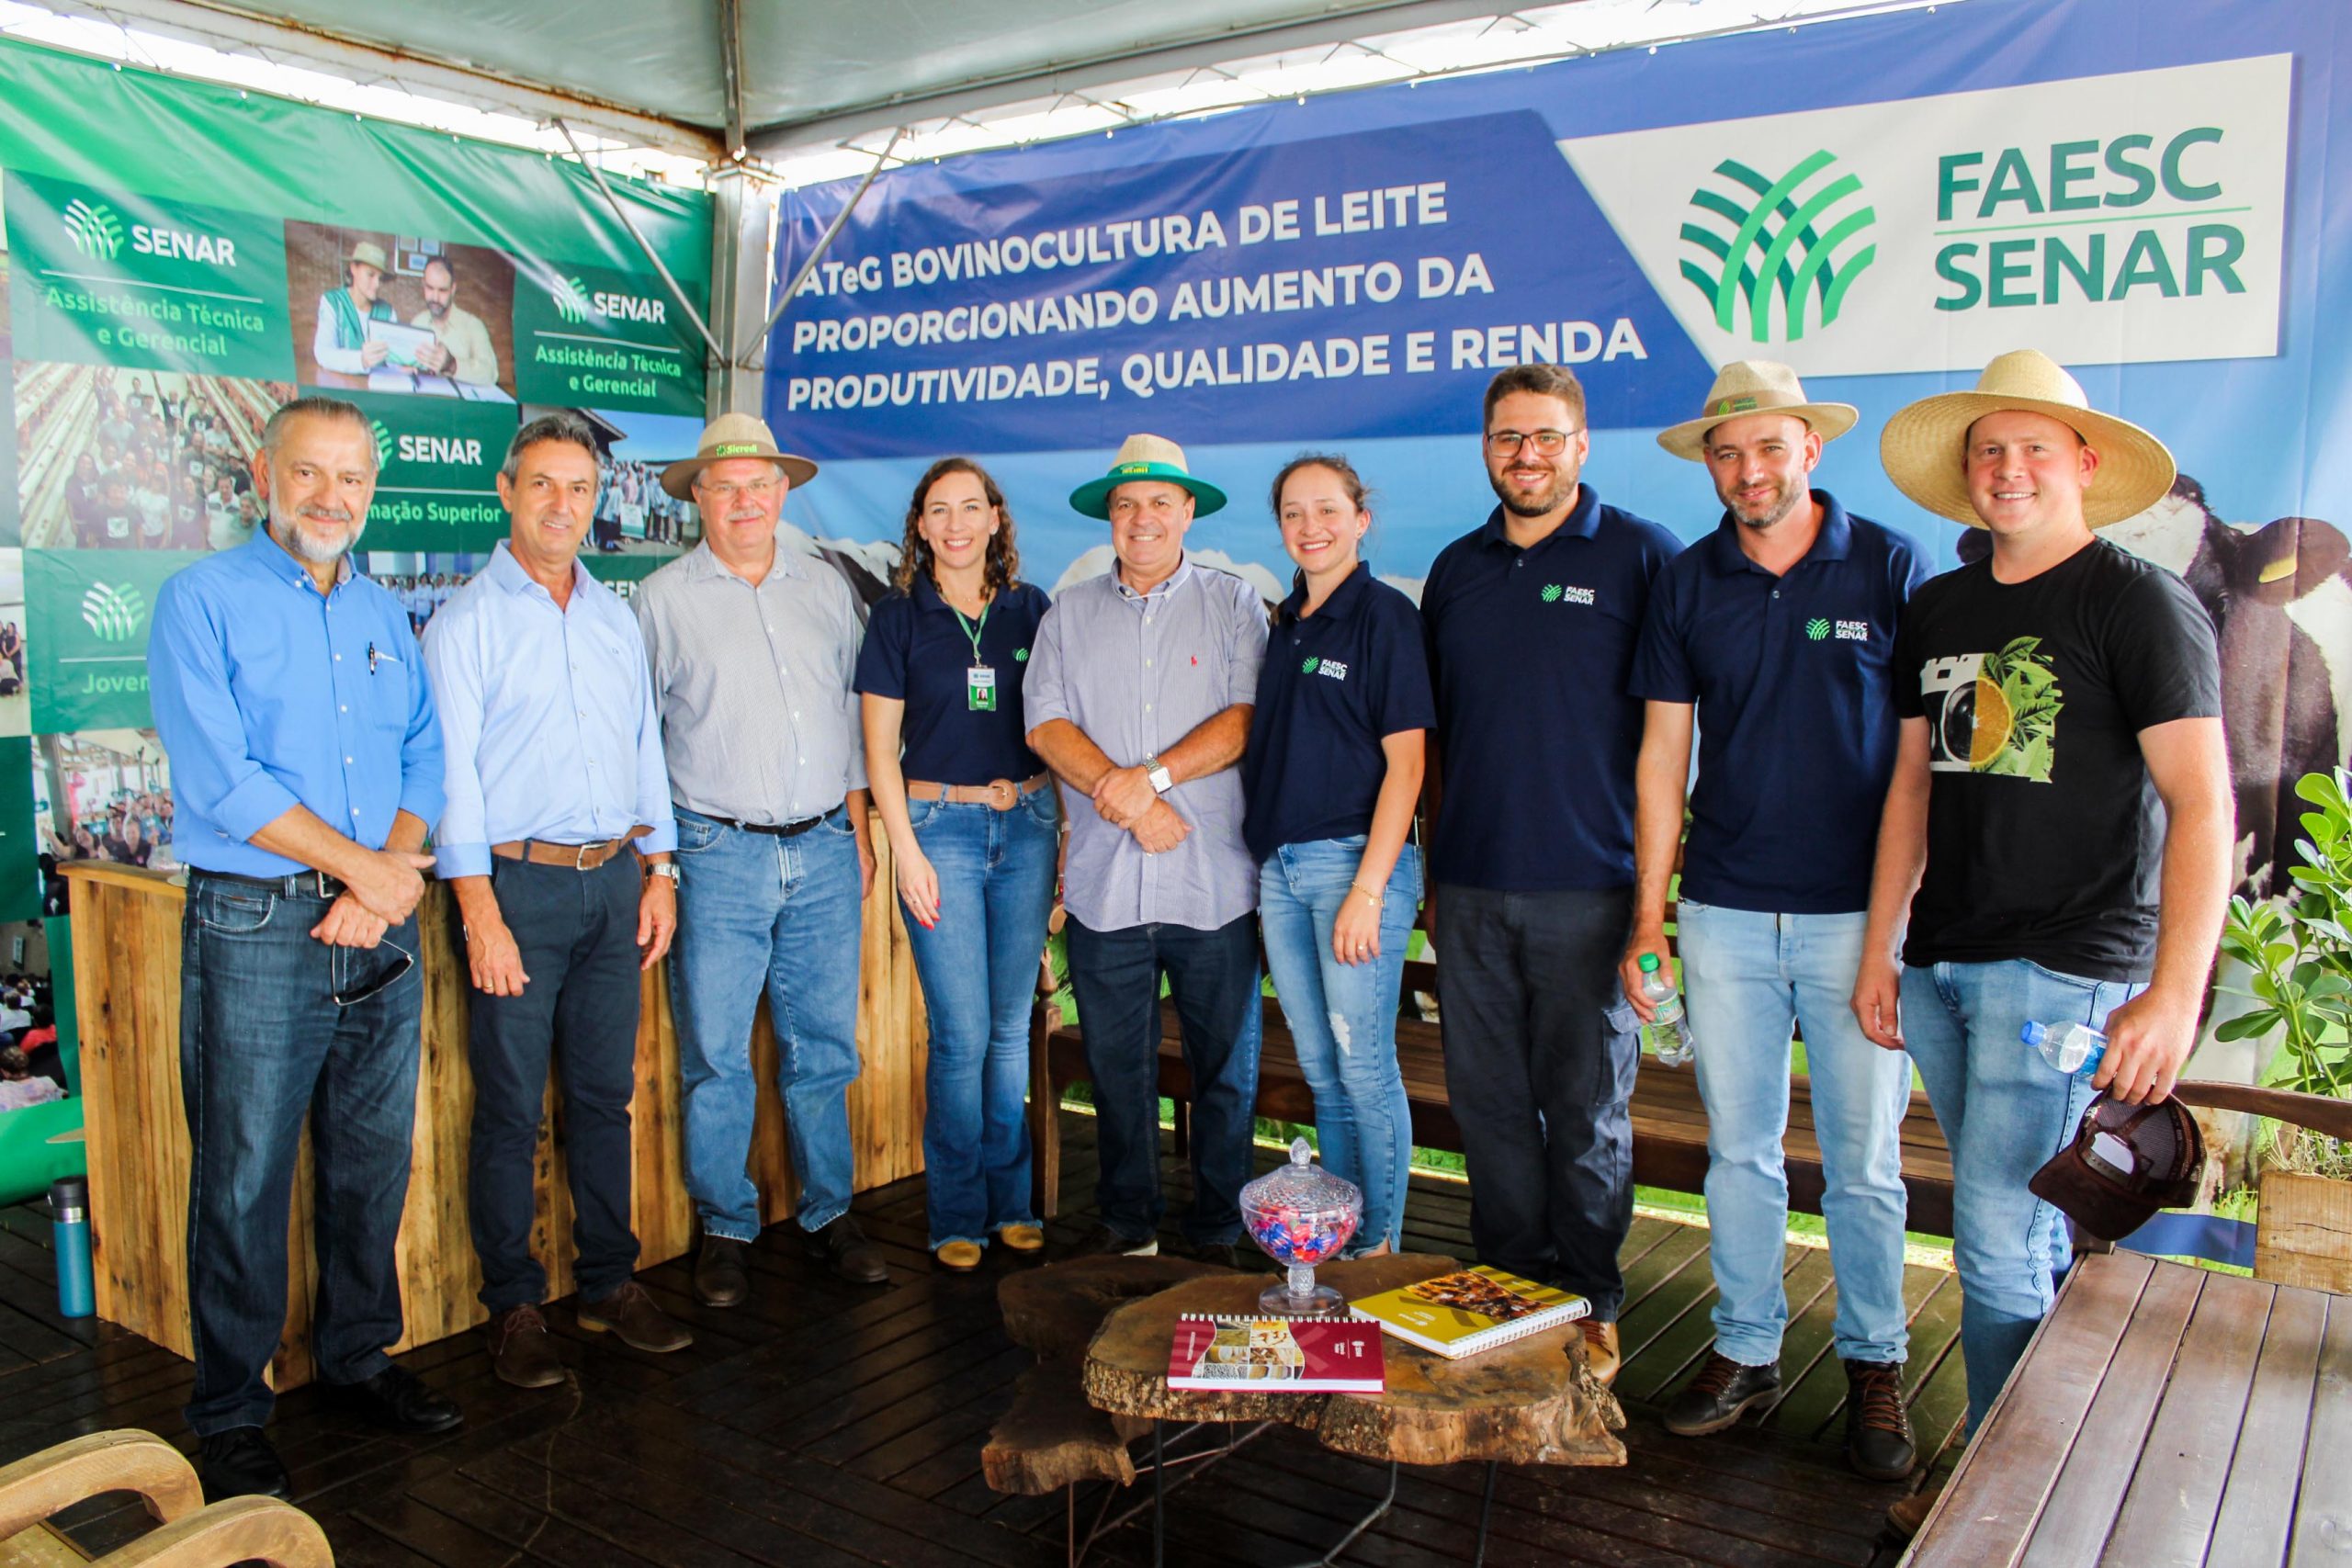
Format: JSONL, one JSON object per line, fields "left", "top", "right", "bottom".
{"left": 421, "top": 543, "right": 676, "bottom": 880}
{"left": 149, "top": 527, "right": 445, "bottom": 877}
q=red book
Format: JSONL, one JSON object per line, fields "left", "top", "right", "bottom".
{"left": 1166, "top": 1314, "right": 1385, "bottom": 1393}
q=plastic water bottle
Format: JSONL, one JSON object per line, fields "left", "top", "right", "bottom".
{"left": 2022, "top": 1020, "right": 2106, "bottom": 1077}
{"left": 1637, "top": 953, "right": 1696, "bottom": 1066}
{"left": 50, "top": 1176, "right": 93, "bottom": 1319}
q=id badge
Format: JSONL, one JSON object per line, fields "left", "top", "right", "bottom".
{"left": 967, "top": 664, "right": 998, "bottom": 712}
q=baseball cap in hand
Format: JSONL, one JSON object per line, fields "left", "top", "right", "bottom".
{"left": 2029, "top": 1094, "right": 2204, "bottom": 1242}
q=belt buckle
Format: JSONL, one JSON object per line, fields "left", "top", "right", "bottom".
{"left": 989, "top": 779, "right": 1015, "bottom": 809}
{"left": 574, "top": 841, "right": 596, "bottom": 871}
{"left": 310, "top": 870, "right": 335, "bottom": 899}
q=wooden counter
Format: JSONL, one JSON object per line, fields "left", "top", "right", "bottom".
{"left": 62, "top": 840, "right": 928, "bottom": 1390}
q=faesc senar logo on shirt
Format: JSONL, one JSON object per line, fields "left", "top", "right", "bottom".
{"left": 1542, "top": 583, "right": 1596, "bottom": 605}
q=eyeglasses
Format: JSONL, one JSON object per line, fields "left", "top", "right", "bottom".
{"left": 334, "top": 937, "right": 414, "bottom": 1008}
{"left": 698, "top": 478, "right": 780, "bottom": 502}
{"left": 1485, "top": 428, "right": 1579, "bottom": 457}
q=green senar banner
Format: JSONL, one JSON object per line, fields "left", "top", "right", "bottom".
{"left": 337, "top": 388, "right": 512, "bottom": 552}
{"left": 6, "top": 170, "right": 295, "bottom": 379}
{"left": 513, "top": 258, "right": 705, "bottom": 416}
{"left": 24, "top": 549, "right": 197, "bottom": 732}
{"left": 0, "top": 738, "right": 36, "bottom": 922}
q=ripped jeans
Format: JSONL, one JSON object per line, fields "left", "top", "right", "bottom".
{"left": 1261, "top": 838, "right": 1422, "bottom": 1256}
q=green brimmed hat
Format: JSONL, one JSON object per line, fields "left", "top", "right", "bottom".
{"left": 661, "top": 412, "right": 819, "bottom": 500}
{"left": 1069, "top": 434, "right": 1227, "bottom": 520}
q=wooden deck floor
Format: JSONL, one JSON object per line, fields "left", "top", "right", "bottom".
{"left": 0, "top": 1113, "right": 1962, "bottom": 1566}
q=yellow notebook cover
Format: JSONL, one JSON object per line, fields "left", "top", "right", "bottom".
{"left": 1351, "top": 1266, "right": 1590, "bottom": 1359}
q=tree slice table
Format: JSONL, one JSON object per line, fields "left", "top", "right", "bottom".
{"left": 1078, "top": 1253, "right": 1625, "bottom": 1565}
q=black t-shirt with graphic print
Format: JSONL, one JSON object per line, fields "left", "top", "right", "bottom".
{"left": 1893, "top": 538, "right": 2221, "bottom": 982}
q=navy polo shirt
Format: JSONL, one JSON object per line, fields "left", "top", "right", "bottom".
{"left": 1422, "top": 486, "right": 1680, "bottom": 891}
{"left": 1242, "top": 563, "right": 1436, "bottom": 863}
{"left": 1630, "top": 492, "right": 1928, "bottom": 914}
{"left": 854, "top": 576, "right": 1050, "bottom": 784}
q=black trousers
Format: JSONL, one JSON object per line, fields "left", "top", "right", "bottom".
{"left": 1435, "top": 884, "right": 1639, "bottom": 1320}
{"left": 465, "top": 852, "right": 645, "bottom": 1312}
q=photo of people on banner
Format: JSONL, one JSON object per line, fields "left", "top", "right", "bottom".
{"left": 35, "top": 728, "right": 173, "bottom": 879}
{"left": 14, "top": 367, "right": 286, "bottom": 551}
{"left": 285, "top": 222, "right": 519, "bottom": 400}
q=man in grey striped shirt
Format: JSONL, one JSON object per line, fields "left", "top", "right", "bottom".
{"left": 1025, "top": 434, "right": 1269, "bottom": 1266}
{"left": 633, "top": 413, "right": 887, "bottom": 1299}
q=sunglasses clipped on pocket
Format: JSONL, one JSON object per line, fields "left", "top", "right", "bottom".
{"left": 333, "top": 937, "right": 415, "bottom": 1007}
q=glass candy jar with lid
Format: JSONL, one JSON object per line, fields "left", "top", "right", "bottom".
{"left": 1238, "top": 1138, "right": 1362, "bottom": 1315}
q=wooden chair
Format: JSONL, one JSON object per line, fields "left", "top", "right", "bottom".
{"left": 0, "top": 1431, "right": 332, "bottom": 1568}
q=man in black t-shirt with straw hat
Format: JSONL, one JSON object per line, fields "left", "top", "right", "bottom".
{"left": 1854, "top": 349, "right": 2231, "bottom": 1538}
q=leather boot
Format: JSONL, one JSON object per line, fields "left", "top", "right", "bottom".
{"left": 1845, "top": 1359, "right": 1918, "bottom": 1481}
{"left": 1662, "top": 1348, "right": 1781, "bottom": 1436}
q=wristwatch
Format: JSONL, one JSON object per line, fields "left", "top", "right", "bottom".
{"left": 648, "top": 862, "right": 682, "bottom": 885}
{"left": 1143, "top": 755, "right": 1174, "bottom": 795}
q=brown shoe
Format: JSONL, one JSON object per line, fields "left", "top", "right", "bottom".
{"left": 486, "top": 1304, "right": 565, "bottom": 1389}
{"left": 694, "top": 1235, "right": 750, "bottom": 1308}
{"left": 1887, "top": 1474, "right": 1947, "bottom": 1539}
{"left": 1579, "top": 1320, "right": 1621, "bottom": 1386}
{"left": 998, "top": 1224, "right": 1046, "bottom": 1253}
{"left": 578, "top": 1281, "right": 694, "bottom": 1353}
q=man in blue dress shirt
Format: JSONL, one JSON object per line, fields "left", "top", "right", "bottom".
{"left": 149, "top": 395, "right": 458, "bottom": 1502}
{"left": 1420, "top": 365, "right": 1680, "bottom": 1386}
{"left": 1623, "top": 363, "right": 1926, "bottom": 1476}
{"left": 422, "top": 413, "right": 687, "bottom": 1387}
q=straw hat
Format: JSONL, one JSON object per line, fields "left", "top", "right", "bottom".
{"left": 1656, "top": 360, "right": 1857, "bottom": 461}
{"left": 660, "top": 412, "right": 819, "bottom": 500}
{"left": 1068, "top": 434, "right": 1227, "bottom": 520}
{"left": 1879, "top": 350, "right": 2176, "bottom": 528}
{"left": 345, "top": 240, "right": 390, "bottom": 274}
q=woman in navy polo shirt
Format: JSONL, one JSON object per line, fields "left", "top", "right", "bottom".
{"left": 857, "top": 458, "right": 1058, "bottom": 1272}
{"left": 1243, "top": 454, "right": 1436, "bottom": 1257}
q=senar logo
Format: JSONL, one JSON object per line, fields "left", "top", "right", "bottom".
{"left": 552, "top": 275, "right": 595, "bottom": 324}
{"left": 1805, "top": 616, "right": 1833, "bottom": 641}
{"left": 370, "top": 421, "right": 396, "bottom": 468}
{"left": 1681, "top": 151, "right": 1876, "bottom": 344}
{"left": 81, "top": 581, "right": 147, "bottom": 641}
{"left": 62, "top": 197, "right": 125, "bottom": 262}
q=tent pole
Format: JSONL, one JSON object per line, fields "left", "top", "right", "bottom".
{"left": 552, "top": 117, "right": 730, "bottom": 371}
{"left": 736, "top": 126, "right": 903, "bottom": 369}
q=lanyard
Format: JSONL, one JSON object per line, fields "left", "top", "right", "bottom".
{"left": 950, "top": 597, "right": 991, "bottom": 664}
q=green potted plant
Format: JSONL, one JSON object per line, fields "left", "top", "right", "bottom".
{"left": 2215, "top": 769, "right": 2352, "bottom": 1289}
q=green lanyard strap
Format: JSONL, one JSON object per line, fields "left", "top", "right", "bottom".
{"left": 951, "top": 597, "right": 991, "bottom": 666}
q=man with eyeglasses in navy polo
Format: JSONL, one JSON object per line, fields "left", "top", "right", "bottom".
{"left": 1419, "top": 364, "right": 1679, "bottom": 1386}
{"left": 149, "top": 395, "right": 457, "bottom": 1503}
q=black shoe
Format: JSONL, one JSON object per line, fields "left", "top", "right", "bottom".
{"left": 326, "top": 1364, "right": 464, "bottom": 1435}
{"left": 695, "top": 1235, "right": 751, "bottom": 1307}
{"left": 1844, "top": 1359, "right": 1917, "bottom": 1481}
{"left": 1057, "top": 1224, "right": 1159, "bottom": 1262}
{"left": 198, "top": 1427, "right": 290, "bottom": 1502}
{"left": 804, "top": 1214, "right": 889, "bottom": 1284}
{"left": 1661, "top": 1349, "right": 1781, "bottom": 1436}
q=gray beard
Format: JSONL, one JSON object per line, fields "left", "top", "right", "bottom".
{"left": 272, "top": 508, "right": 363, "bottom": 565}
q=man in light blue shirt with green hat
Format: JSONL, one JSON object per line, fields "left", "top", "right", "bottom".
{"left": 1025, "top": 434, "right": 1270, "bottom": 1263}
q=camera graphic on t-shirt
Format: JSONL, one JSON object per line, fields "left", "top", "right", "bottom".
{"left": 1919, "top": 652, "right": 1986, "bottom": 773}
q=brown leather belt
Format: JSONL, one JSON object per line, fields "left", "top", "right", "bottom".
{"left": 904, "top": 773, "right": 1051, "bottom": 811}
{"left": 491, "top": 825, "right": 650, "bottom": 870}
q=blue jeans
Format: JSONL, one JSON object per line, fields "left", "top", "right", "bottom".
{"left": 1902, "top": 958, "right": 2141, "bottom": 1434}
{"left": 179, "top": 873, "right": 423, "bottom": 1436}
{"left": 1678, "top": 903, "right": 1911, "bottom": 1368}
{"left": 901, "top": 792, "right": 1058, "bottom": 1248}
{"left": 670, "top": 805, "right": 864, "bottom": 1240}
{"left": 1066, "top": 912, "right": 1262, "bottom": 1246}
{"left": 1261, "top": 839, "right": 1419, "bottom": 1257}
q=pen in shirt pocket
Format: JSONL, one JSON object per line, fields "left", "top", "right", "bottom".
{"left": 368, "top": 640, "right": 404, "bottom": 674}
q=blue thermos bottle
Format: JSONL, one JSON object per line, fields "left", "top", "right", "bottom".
{"left": 50, "top": 1175, "right": 93, "bottom": 1318}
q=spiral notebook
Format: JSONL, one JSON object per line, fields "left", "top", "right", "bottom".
{"left": 1165, "top": 1314, "right": 1385, "bottom": 1393}
{"left": 1351, "top": 1267, "right": 1589, "bottom": 1359}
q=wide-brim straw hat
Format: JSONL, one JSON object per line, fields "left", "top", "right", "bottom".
{"left": 1879, "top": 349, "right": 2175, "bottom": 528}
{"left": 345, "top": 240, "right": 390, "bottom": 274}
{"left": 1656, "top": 360, "right": 1857, "bottom": 461}
{"left": 1069, "top": 434, "right": 1227, "bottom": 519}
{"left": 661, "top": 412, "right": 819, "bottom": 500}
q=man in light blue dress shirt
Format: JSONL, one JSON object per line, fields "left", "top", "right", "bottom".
{"left": 421, "top": 413, "right": 687, "bottom": 1387}
{"left": 149, "top": 396, "right": 457, "bottom": 1502}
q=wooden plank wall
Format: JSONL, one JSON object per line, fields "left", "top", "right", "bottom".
{"left": 62, "top": 836, "right": 928, "bottom": 1392}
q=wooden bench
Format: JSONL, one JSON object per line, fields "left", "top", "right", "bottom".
{"left": 1028, "top": 909, "right": 1957, "bottom": 1237}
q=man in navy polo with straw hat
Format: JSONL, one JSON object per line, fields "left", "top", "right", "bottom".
{"left": 1025, "top": 434, "right": 1269, "bottom": 1263}
{"left": 1853, "top": 350, "right": 2230, "bottom": 1536}
{"left": 1622, "top": 361, "right": 1925, "bottom": 1478}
